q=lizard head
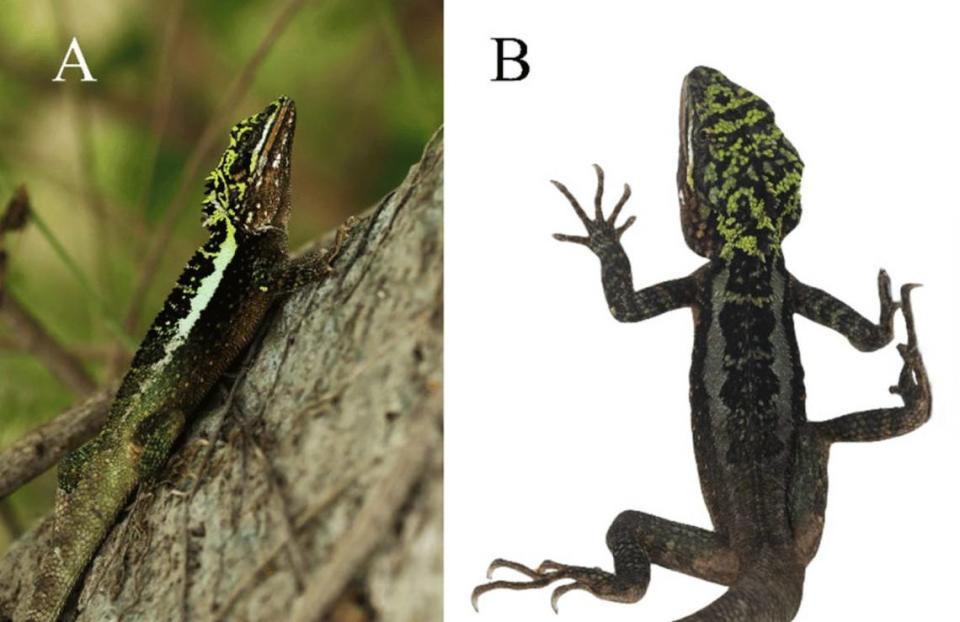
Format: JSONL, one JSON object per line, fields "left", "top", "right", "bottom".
{"left": 201, "top": 96, "right": 296, "bottom": 235}
{"left": 678, "top": 66, "right": 803, "bottom": 261}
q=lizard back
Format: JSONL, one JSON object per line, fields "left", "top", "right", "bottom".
{"left": 679, "top": 66, "right": 808, "bottom": 554}
{"left": 110, "top": 97, "right": 297, "bottom": 432}
{"left": 691, "top": 255, "right": 805, "bottom": 551}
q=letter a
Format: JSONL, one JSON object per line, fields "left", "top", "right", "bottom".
{"left": 53, "top": 37, "right": 97, "bottom": 82}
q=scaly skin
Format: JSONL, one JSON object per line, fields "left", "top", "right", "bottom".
{"left": 25, "top": 98, "right": 352, "bottom": 622}
{"left": 472, "top": 66, "right": 931, "bottom": 621}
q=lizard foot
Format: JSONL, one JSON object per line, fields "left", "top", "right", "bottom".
{"left": 471, "top": 557, "right": 647, "bottom": 613}
{"left": 889, "top": 284, "right": 931, "bottom": 417}
{"left": 318, "top": 215, "right": 361, "bottom": 274}
{"left": 273, "top": 215, "right": 362, "bottom": 292}
{"left": 552, "top": 164, "right": 635, "bottom": 255}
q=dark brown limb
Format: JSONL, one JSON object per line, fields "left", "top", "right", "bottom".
{"left": 813, "top": 284, "right": 931, "bottom": 443}
{"left": 272, "top": 217, "right": 359, "bottom": 293}
{"left": 473, "top": 510, "right": 736, "bottom": 613}
{"left": 551, "top": 165, "right": 693, "bottom": 322}
{"left": 790, "top": 269, "right": 897, "bottom": 352}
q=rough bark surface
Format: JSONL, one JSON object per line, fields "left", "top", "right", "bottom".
{"left": 0, "top": 131, "right": 443, "bottom": 622}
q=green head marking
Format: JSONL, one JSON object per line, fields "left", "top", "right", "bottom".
{"left": 677, "top": 67, "right": 803, "bottom": 261}
{"left": 201, "top": 96, "right": 296, "bottom": 235}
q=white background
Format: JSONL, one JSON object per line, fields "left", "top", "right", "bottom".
{"left": 445, "top": 2, "right": 959, "bottom": 621}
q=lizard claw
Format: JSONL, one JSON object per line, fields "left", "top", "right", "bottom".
{"left": 899, "top": 283, "right": 922, "bottom": 348}
{"left": 537, "top": 559, "right": 565, "bottom": 573}
{"left": 887, "top": 283, "right": 931, "bottom": 429}
{"left": 485, "top": 558, "right": 540, "bottom": 580}
{"left": 615, "top": 215, "right": 637, "bottom": 239}
{"left": 878, "top": 269, "right": 900, "bottom": 312}
{"left": 553, "top": 232, "right": 590, "bottom": 246}
{"left": 551, "top": 582, "right": 587, "bottom": 613}
{"left": 328, "top": 216, "right": 359, "bottom": 263}
{"left": 472, "top": 558, "right": 559, "bottom": 611}
{"left": 471, "top": 558, "right": 647, "bottom": 612}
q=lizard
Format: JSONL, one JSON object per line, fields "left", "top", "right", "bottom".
{"left": 471, "top": 66, "right": 932, "bottom": 621}
{"left": 24, "top": 96, "right": 354, "bottom": 622}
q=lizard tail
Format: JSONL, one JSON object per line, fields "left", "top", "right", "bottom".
{"left": 675, "top": 550, "right": 805, "bottom": 622}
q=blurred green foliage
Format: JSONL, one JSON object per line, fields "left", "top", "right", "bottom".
{"left": 0, "top": 0, "right": 441, "bottom": 550}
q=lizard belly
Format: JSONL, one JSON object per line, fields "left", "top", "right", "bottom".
{"left": 690, "top": 260, "right": 803, "bottom": 550}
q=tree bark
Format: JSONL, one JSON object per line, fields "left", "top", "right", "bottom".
{"left": 0, "top": 130, "right": 443, "bottom": 622}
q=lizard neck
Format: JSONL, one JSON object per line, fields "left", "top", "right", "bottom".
{"left": 715, "top": 252, "right": 784, "bottom": 308}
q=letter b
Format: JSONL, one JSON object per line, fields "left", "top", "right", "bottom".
{"left": 491, "top": 37, "right": 529, "bottom": 82}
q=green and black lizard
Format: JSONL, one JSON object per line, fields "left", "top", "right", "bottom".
{"left": 25, "top": 97, "right": 352, "bottom": 622}
{"left": 472, "top": 66, "right": 931, "bottom": 621}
